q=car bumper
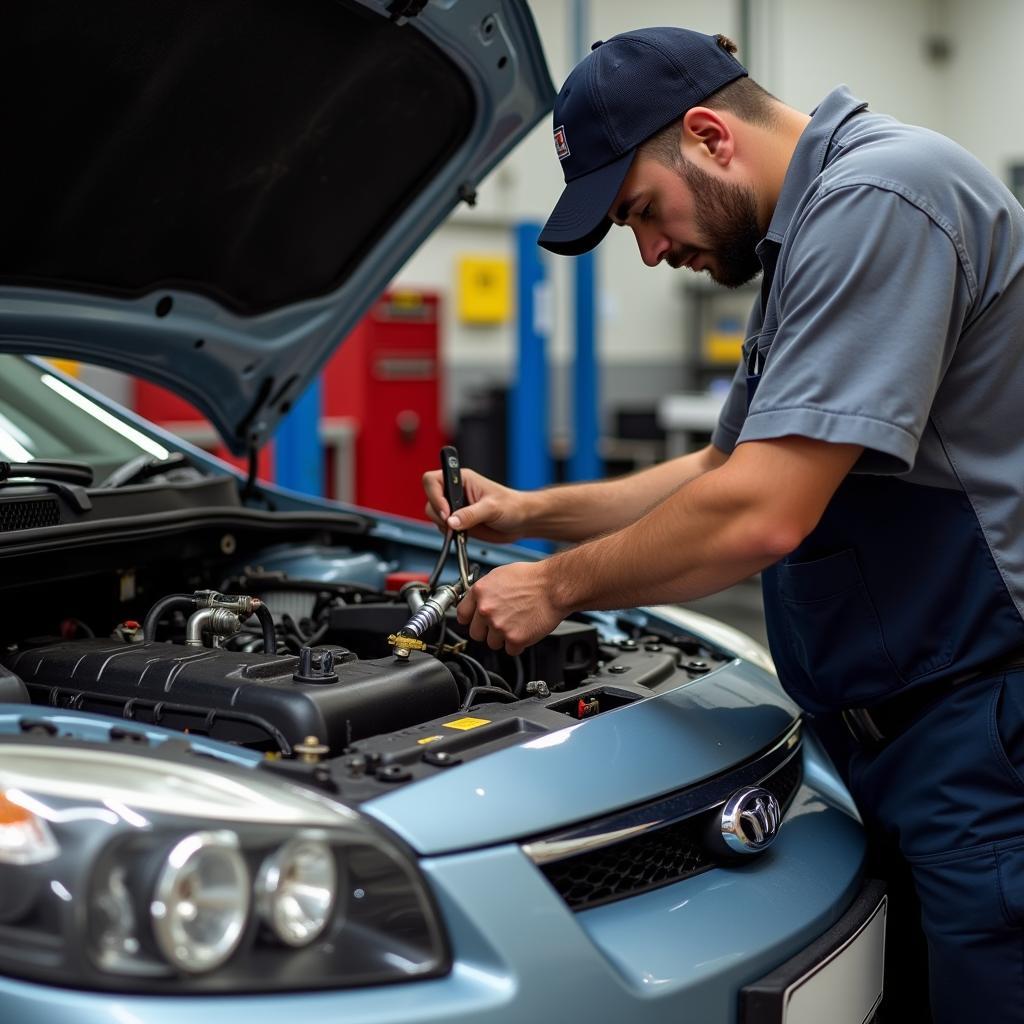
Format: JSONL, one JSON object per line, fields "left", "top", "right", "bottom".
{"left": 1, "top": 736, "right": 867, "bottom": 1024}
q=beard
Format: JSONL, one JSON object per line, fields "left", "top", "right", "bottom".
{"left": 673, "top": 158, "right": 763, "bottom": 288}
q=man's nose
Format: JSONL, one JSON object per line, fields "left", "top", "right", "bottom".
{"left": 635, "top": 226, "right": 669, "bottom": 268}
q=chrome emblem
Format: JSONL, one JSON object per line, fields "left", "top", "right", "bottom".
{"left": 720, "top": 787, "right": 782, "bottom": 855}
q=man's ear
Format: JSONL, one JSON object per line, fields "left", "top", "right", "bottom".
{"left": 682, "top": 107, "right": 734, "bottom": 167}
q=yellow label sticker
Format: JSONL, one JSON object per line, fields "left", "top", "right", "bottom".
{"left": 416, "top": 735, "right": 444, "bottom": 746}
{"left": 442, "top": 717, "right": 491, "bottom": 731}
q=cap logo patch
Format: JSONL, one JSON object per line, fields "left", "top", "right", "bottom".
{"left": 553, "top": 125, "right": 570, "bottom": 161}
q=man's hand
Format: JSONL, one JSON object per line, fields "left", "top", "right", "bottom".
{"left": 422, "top": 467, "right": 531, "bottom": 543}
{"left": 456, "top": 561, "right": 563, "bottom": 656}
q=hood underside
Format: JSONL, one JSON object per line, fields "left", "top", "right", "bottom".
{"left": 0, "top": 0, "right": 554, "bottom": 452}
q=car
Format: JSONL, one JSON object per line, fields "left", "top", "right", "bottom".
{"left": 0, "top": 3, "right": 882, "bottom": 1022}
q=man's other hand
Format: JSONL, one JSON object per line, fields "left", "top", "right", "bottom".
{"left": 422, "top": 467, "right": 530, "bottom": 543}
{"left": 456, "top": 562, "right": 562, "bottom": 656}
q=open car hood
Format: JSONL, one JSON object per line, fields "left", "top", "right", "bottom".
{"left": 0, "top": 0, "right": 554, "bottom": 453}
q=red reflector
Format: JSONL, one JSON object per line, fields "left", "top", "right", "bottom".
{"left": 385, "top": 571, "right": 431, "bottom": 592}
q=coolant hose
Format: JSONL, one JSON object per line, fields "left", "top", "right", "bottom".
{"left": 461, "top": 685, "right": 517, "bottom": 709}
{"left": 142, "top": 594, "right": 197, "bottom": 641}
{"left": 254, "top": 602, "right": 277, "bottom": 655}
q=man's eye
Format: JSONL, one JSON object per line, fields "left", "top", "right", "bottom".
{"left": 640, "top": 204, "right": 653, "bottom": 222}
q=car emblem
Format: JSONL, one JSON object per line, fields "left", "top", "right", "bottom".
{"left": 720, "top": 787, "right": 782, "bottom": 855}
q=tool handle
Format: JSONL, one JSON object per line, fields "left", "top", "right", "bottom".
{"left": 440, "top": 445, "right": 466, "bottom": 517}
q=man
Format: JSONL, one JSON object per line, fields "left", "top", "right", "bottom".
{"left": 422, "top": 27, "right": 1024, "bottom": 1021}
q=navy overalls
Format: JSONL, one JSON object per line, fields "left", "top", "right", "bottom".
{"left": 728, "top": 91, "right": 1024, "bottom": 1022}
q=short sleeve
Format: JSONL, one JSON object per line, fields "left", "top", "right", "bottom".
{"left": 711, "top": 356, "right": 750, "bottom": 454}
{"left": 712, "top": 298, "right": 763, "bottom": 453}
{"left": 738, "top": 184, "right": 972, "bottom": 474}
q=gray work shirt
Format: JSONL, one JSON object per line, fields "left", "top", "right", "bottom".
{"left": 711, "top": 86, "right": 1024, "bottom": 621}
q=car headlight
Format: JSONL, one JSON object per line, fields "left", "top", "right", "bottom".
{"left": 0, "top": 736, "right": 449, "bottom": 992}
{"left": 151, "top": 831, "right": 250, "bottom": 972}
{"left": 256, "top": 835, "right": 337, "bottom": 948}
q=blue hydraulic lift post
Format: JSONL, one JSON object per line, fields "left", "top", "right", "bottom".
{"left": 510, "top": 221, "right": 553, "bottom": 550}
{"left": 569, "top": 0, "right": 601, "bottom": 482}
{"left": 273, "top": 377, "right": 324, "bottom": 496}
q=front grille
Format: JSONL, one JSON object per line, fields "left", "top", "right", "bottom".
{"left": 0, "top": 497, "right": 60, "bottom": 532}
{"left": 534, "top": 733, "right": 803, "bottom": 912}
{"left": 543, "top": 811, "right": 714, "bottom": 911}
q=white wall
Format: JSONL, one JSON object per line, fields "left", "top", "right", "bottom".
{"left": 394, "top": 0, "right": 960, "bottom": 433}
{"left": 752, "top": 0, "right": 946, "bottom": 126}
{"left": 943, "top": 0, "right": 1024, "bottom": 188}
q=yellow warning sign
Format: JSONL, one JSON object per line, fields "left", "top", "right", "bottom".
{"left": 442, "top": 717, "right": 491, "bottom": 731}
{"left": 457, "top": 255, "right": 510, "bottom": 324}
{"left": 416, "top": 735, "right": 444, "bottom": 746}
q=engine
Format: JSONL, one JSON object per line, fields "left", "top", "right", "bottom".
{"left": 5, "top": 638, "right": 460, "bottom": 756}
{"left": 2, "top": 574, "right": 604, "bottom": 758}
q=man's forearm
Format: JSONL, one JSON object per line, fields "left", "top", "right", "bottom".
{"left": 455, "top": 439, "right": 863, "bottom": 657}
{"left": 542, "top": 459, "right": 777, "bottom": 610}
{"left": 521, "top": 444, "right": 728, "bottom": 543}
{"left": 542, "top": 438, "right": 863, "bottom": 613}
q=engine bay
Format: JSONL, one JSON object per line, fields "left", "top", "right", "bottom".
{"left": 0, "top": 524, "right": 729, "bottom": 795}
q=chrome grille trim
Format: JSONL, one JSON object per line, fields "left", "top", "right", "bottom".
{"left": 522, "top": 719, "right": 802, "bottom": 867}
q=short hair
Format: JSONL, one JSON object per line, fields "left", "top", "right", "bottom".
{"left": 640, "top": 35, "right": 779, "bottom": 166}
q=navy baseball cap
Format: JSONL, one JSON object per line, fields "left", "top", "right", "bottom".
{"left": 538, "top": 28, "right": 747, "bottom": 256}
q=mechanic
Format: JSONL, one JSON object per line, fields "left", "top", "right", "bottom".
{"left": 422, "top": 27, "right": 1024, "bottom": 1022}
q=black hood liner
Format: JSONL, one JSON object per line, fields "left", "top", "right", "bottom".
{"left": 2, "top": 0, "right": 474, "bottom": 315}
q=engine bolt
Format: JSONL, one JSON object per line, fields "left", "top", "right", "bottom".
{"left": 423, "top": 749, "right": 461, "bottom": 767}
{"left": 294, "top": 735, "right": 329, "bottom": 763}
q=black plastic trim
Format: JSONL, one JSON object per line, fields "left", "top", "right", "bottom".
{"left": 739, "top": 878, "right": 887, "bottom": 1024}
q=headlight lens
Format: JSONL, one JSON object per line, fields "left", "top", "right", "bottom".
{"left": 0, "top": 739, "right": 449, "bottom": 993}
{"left": 151, "top": 831, "right": 250, "bottom": 973}
{"left": 257, "top": 836, "right": 337, "bottom": 947}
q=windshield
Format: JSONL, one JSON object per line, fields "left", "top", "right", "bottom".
{"left": 0, "top": 356, "right": 170, "bottom": 477}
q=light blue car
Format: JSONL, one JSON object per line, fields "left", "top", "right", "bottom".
{"left": 0, "top": 2, "right": 882, "bottom": 1022}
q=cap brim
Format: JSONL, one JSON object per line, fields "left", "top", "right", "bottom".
{"left": 538, "top": 149, "right": 635, "bottom": 256}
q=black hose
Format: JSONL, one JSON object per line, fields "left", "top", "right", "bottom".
{"left": 142, "top": 594, "right": 197, "bottom": 641}
{"left": 254, "top": 603, "right": 277, "bottom": 655}
{"left": 462, "top": 685, "right": 517, "bottom": 709}
{"left": 454, "top": 652, "right": 489, "bottom": 690}
{"left": 444, "top": 661, "right": 472, "bottom": 702}
{"left": 485, "top": 670, "right": 512, "bottom": 693}
{"left": 427, "top": 530, "right": 454, "bottom": 590}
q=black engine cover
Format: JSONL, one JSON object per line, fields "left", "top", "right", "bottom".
{"left": 4, "top": 640, "right": 460, "bottom": 755}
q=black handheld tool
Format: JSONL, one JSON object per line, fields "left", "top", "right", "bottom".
{"left": 440, "top": 445, "right": 466, "bottom": 518}
{"left": 440, "top": 446, "right": 473, "bottom": 591}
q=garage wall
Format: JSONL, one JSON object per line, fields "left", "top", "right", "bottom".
{"left": 393, "top": 0, "right": 953, "bottom": 435}
{"left": 941, "top": 0, "right": 1024, "bottom": 190}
